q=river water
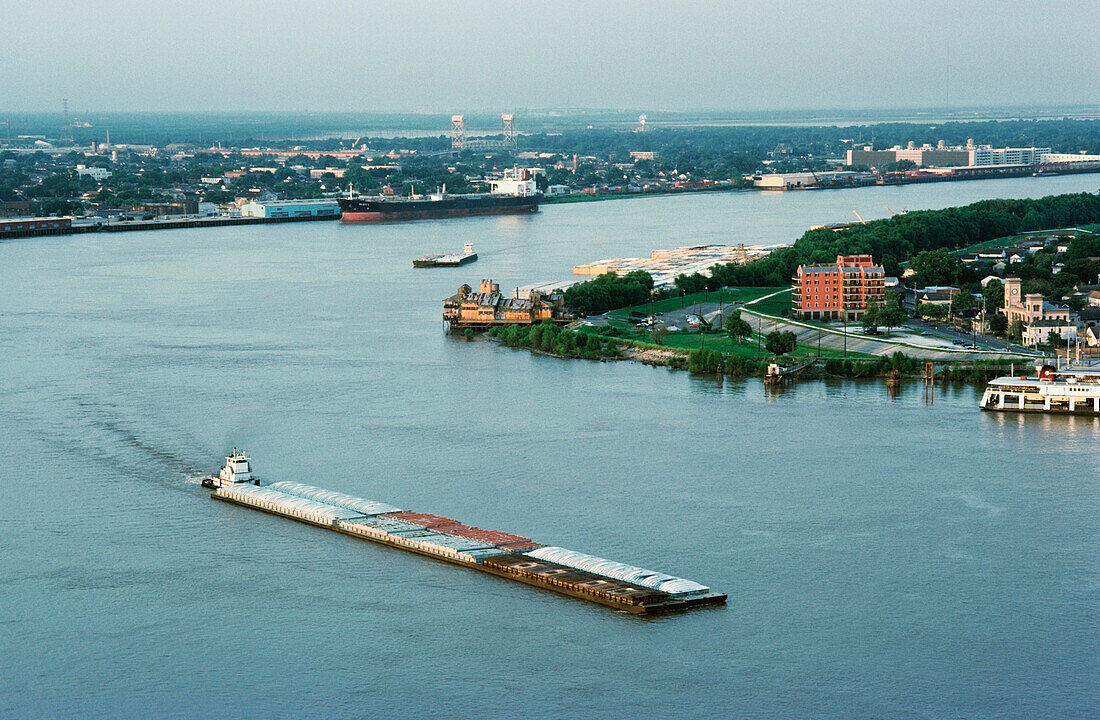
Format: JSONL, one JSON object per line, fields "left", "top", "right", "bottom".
{"left": 2, "top": 175, "right": 1098, "bottom": 718}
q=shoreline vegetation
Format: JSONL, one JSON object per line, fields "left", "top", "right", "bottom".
{"left": 467, "top": 193, "right": 1100, "bottom": 384}
{"left": 484, "top": 322, "right": 1019, "bottom": 384}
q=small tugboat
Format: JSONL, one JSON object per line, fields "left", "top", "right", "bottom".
{"left": 413, "top": 242, "right": 478, "bottom": 268}
{"left": 201, "top": 449, "right": 259, "bottom": 488}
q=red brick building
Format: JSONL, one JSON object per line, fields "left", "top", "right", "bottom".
{"left": 792, "top": 255, "right": 885, "bottom": 320}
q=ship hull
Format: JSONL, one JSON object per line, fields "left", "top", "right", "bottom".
{"left": 980, "top": 406, "right": 1100, "bottom": 415}
{"left": 339, "top": 195, "right": 539, "bottom": 223}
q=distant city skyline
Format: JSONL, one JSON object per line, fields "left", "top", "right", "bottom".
{"left": 3, "top": 0, "right": 1098, "bottom": 113}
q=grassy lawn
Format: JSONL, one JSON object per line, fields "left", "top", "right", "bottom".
{"left": 608, "top": 286, "right": 787, "bottom": 321}
{"left": 742, "top": 290, "right": 791, "bottom": 316}
{"left": 958, "top": 226, "right": 1097, "bottom": 254}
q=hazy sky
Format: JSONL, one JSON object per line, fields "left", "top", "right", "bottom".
{"left": 3, "top": 0, "right": 1097, "bottom": 113}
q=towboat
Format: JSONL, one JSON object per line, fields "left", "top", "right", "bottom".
{"left": 201, "top": 449, "right": 259, "bottom": 488}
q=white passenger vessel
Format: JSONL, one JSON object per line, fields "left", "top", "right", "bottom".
{"left": 201, "top": 449, "right": 259, "bottom": 488}
{"left": 980, "top": 365, "right": 1100, "bottom": 415}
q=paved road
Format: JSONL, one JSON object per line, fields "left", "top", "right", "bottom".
{"left": 582, "top": 290, "right": 1039, "bottom": 361}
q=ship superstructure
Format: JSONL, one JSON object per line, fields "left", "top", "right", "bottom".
{"left": 201, "top": 449, "right": 259, "bottom": 488}
{"left": 980, "top": 364, "right": 1100, "bottom": 414}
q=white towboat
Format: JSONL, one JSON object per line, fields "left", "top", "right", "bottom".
{"left": 202, "top": 449, "right": 259, "bottom": 488}
{"left": 980, "top": 364, "right": 1100, "bottom": 415}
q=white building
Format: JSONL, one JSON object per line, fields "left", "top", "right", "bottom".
{"left": 1039, "top": 152, "right": 1100, "bottom": 163}
{"left": 75, "top": 164, "right": 111, "bottom": 181}
{"left": 753, "top": 172, "right": 818, "bottom": 190}
{"left": 239, "top": 199, "right": 340, "bottom": 219}
{"left": 1023, "top": 319, "right": 1077, "bottom": 347}
{"left": 968, "top": 146, "right": 1050, "bottom": 166}
{"left": 309, "top": 168, "right": 347, "bottom": 179}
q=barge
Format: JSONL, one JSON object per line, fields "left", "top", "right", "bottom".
{"left": 413, "top": 242, "right": 478, "bottom": 268}
{"left": 206, "top": 451, "right": 725, "bottom": 614}
{"left": 980, "top": 364, "right": 1100, "bottom": 415}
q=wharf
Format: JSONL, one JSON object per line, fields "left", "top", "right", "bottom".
{"left": 83, "top": 214, "right": 339, "bottom": 234}
{"left": 1, "top": 213, "right": 339, "bottom": 240}
{"left": 210, "top": 481, "right": 725, "bottom": 615}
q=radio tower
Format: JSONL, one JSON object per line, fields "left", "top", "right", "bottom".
{"left": 451, "top": 115, "right": 466, "bottom": 150}
{"left": 60, "top": 98, "right": 74, "bottom": 145}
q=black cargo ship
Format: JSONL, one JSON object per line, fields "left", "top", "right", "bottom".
{"left": 339, "top": 193, "right": 539, "bottom": 222}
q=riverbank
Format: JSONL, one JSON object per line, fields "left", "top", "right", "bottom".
{"left": 485, "top": 322, "right": 1025, "bottom": 383}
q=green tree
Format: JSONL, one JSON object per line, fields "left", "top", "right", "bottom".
{"left": 879, "top": 294, "right": 907, "bottom": 332}
{"left": 1046, "top": 330, "right": 1067, "bottom": 348}
{"left": 919, "top": 303, "right": 948, "bottom": 320}
{"left": 950, "top": 292, "right": 975, "bottom": 316}
{"left": 765, "top": 329, "right": 797, "bottom": 355}
{"left": 988, "top": 313, "right": 1008, "bottom": 336}
{"left": 724, "top": 310, "right": 753, "bottom": 344}
{"left": 982, "top": 278, "right": 1004, "bottom": 312}
{"left": 861, "top": 302, "right": 882, "bottom": 331}
{"left": 1007, "top": 319, "right": 1026, "bottom": 341}
{"left": 908, "top": 249, "right": 960, "bottom": 288}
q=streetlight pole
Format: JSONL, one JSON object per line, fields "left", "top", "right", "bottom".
{"left": 973, "top": 297, "right": 981, "bottom": 348}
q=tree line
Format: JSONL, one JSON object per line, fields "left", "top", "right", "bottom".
{"left": 562, "top": 270, "right": 656, "bottom": 315}
{"left": 709, "top": 192, "right": 1100, "bottom": 287}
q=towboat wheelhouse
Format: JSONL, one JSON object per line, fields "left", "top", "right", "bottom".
{"left": 202, "top": 449, "right": 258, "bottom": 488}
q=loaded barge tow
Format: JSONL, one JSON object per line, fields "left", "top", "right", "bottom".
{"left": 413, "top": 242, "right": 478, "bottom": 268}
{"left": 205, "top": 451, "right": 725, "bottom": 614}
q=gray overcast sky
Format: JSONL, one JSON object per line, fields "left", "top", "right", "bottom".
{"left": 3, "top": 0, "right": 1097, "bottom": 113}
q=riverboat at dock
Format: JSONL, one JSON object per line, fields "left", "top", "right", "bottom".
{"left": 206, "top": 453, "right": 725, "bottom": 614}
{"left": 414, "top": 242, "right": 478, "bottom": 268}
{"left": 980, "top": 364, "right": 1100, "bottom": 415}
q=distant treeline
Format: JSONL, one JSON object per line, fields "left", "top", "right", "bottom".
{"left": 33, "top": 114, "right": 1099, "bottom": 165}
{"left": 527, "top": 119, "right": 1100, "bottom": 165}
{"left": 711, "top": 192, "right": 1100, "bottom": 286}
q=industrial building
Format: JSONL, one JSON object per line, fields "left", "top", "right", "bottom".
{"left": 0, "top": 216, "right": 72, "bottom": 239}
{"left": 792, "top": 255, "right": 886, "bottom": 320}
{"left": 969, "top": 146, "right": 1051, "bottom": 166}
{"left": 752, "top": 171, "right": 860, "bottom": 190}
{"left": 845, "top": 142, "right": 1077, "bottom": 169}
{"left": 239, "top": 199, "right": 340, "bottom": 219}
